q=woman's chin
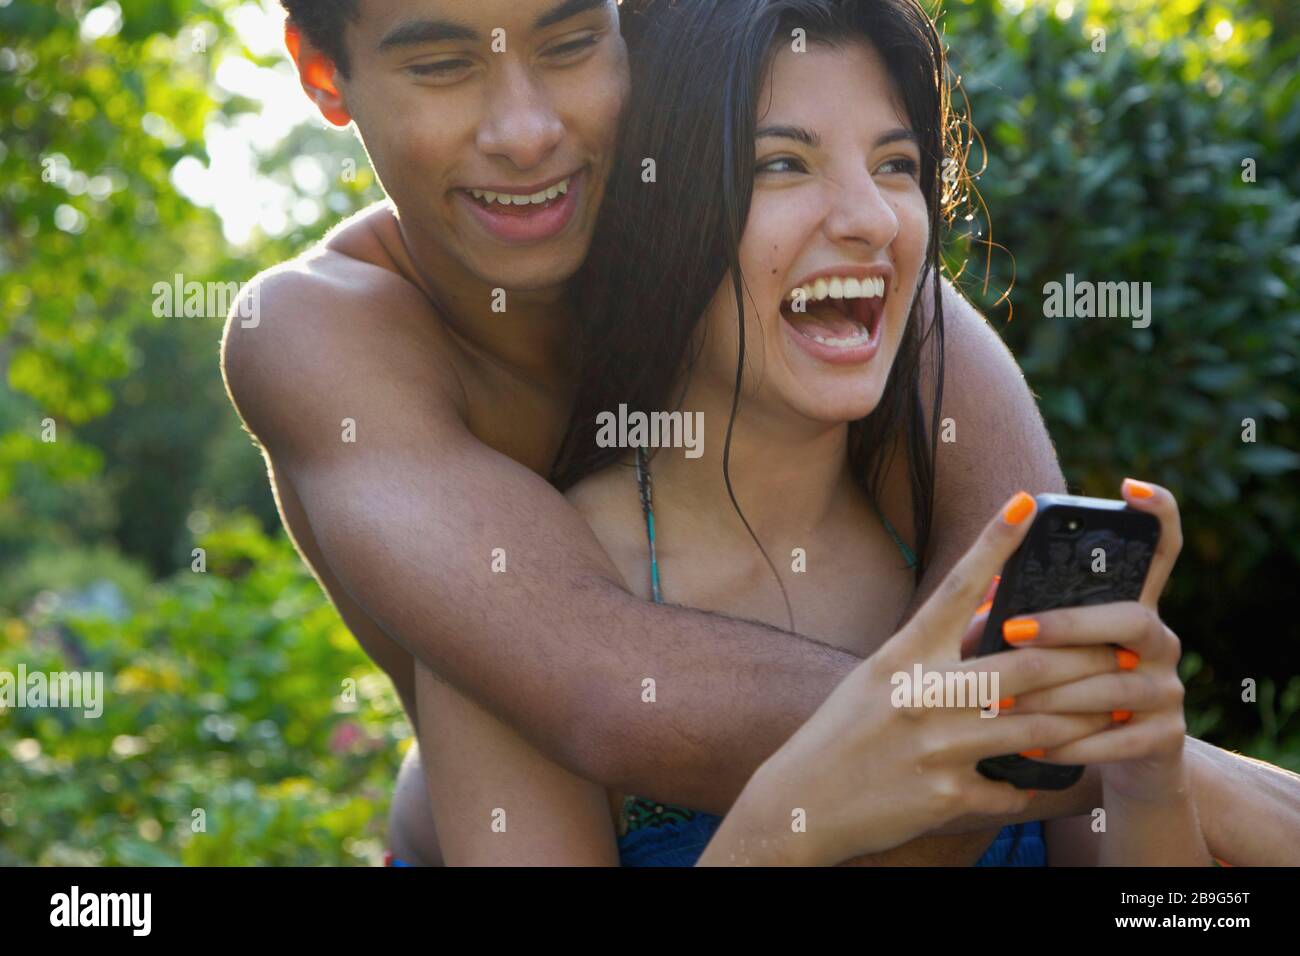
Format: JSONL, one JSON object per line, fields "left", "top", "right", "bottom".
{"left": 788, "top": 392, "right": 885, "bottom": 427}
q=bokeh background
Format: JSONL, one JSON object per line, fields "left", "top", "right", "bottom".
{"left": 1, "top": 0, "right": 1297, "bottom": 865}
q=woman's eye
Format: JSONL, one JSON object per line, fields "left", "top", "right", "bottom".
{"left": 757, "top": 157, "right": 807, "bottom": 175}
{"left": 879, "top": 156, "right": 920, "bottom": 178}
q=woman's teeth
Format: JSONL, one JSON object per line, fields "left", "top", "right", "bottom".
{"left": 798, "top": 324, "right": 872, "bottom": 348}
{"left": 468, "top": 177, "right": 571, "bottom": 207}
{"left": 785, "top": 275, "right": 885, "bottom": 304}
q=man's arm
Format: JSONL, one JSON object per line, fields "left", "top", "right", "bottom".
{"left": 222, "top": 262, "right": 854, "bottom": 816}
{"left": 1186, "top": 736, "right": 1300, "bottom": 865}
{"left": 906, "top": 278, "right": 1069, "bottom": 622}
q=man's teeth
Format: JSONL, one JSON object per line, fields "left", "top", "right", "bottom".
{"left": 786, "top": 275, "right": 885, "bottom": 303}
{"left": 468, "top": 177, "right": 571, "bottom": 207}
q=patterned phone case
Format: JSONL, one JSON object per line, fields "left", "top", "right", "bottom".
{"left": 976, "top": 494, "right": 1160, "bottom": 790}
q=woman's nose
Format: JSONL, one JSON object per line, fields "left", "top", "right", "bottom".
{"left": 822, "top": 174, "right": 901, "bottom": 249}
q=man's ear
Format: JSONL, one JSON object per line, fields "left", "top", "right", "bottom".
{"left": 285, "top": 23, "right": 352, "bottom": 127}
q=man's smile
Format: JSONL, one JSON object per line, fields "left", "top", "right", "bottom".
{"left": 455, "top": 167, "right": 587, "bottom": 244}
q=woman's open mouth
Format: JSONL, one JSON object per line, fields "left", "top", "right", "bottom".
{"left": 457, "top": 169, "right": 584, "bottom": 245}
{"left": 779, "top": 273, "right": 888, "bottom": 365}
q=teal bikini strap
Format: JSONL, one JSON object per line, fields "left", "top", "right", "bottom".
{"left": 634, "top": 448, "right": 663, "bottom": 604}
{"left": 872, "top": 501, "right": 919, "bottom": 572}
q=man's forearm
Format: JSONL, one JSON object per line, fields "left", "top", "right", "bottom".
{"left": 531, "top": 583, "right": 856, "bottom": 814}
{"left": 1186, "top": 736, "right": 1300, "bottom": 865}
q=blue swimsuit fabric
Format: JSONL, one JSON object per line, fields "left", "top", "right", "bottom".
{"left": 617, "top": 815, "right": 1046, "bottom": 867}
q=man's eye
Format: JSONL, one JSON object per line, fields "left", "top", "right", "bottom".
{"left": 546, "top": 34, "right": 602, "bottom": 59}
{"left": 406, "top": 59, "right": 472, "bottom": 78}
{"left": 757, "top": 157, "right": 807, "bottom": 174}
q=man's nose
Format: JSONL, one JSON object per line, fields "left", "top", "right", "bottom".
{"left": 476, "top": 64, "right": 565, "bottom": 171}
{"left": 822, "top": 172, "right": 901, "bottom": 249}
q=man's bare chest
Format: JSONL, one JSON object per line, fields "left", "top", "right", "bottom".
{"left": 457, "top": 365, "right": 575, "bottom": 477}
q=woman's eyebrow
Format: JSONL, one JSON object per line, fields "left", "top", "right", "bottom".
{"left": 756, "top": 125, "right": 821, "bottom": 147}
{"left": 876, "top": 128, "right": 919, "bottom": 148}
{"left": 754, "top": 126, "right": 918, "bottom": 149}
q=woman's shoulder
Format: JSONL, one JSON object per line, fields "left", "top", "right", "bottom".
{"left": 565, "top": 461, "right": 638, "bottom": 530}
{"left": 565, "top": 462, "right": 651, "bottom": 590}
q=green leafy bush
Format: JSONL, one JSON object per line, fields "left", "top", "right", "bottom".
{"left": 940, "top": 0, "right": 1300, "bottom": 753}
{"left": 0, "top": 516, "right": 407, "bottom": 865}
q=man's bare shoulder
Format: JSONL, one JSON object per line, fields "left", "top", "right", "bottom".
{"left": 921, "top": 277, "right": 1065, "bottom": 549}
{"left": 220, "top": 204, "right": 467, "bottom": 444}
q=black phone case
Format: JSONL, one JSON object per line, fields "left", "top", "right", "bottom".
{"left": 976, "top": 494, "right": 1160, "bottom": 790}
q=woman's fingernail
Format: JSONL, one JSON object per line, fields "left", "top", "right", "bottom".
{"left": 1003, "top": 491, "right": 1035, "bottom": 525}
{"left": 998, "top": 696, "right": 1015, "bottom": 711}
{"left": 1112, "top": 709, "right": 1133, "bottom": 723}
{"left": 1026, "top": 789, "right": 1038, "bottom": 798}
{"left": 1115, "top": 648, "right": 1140, "bottom": 671}
{"left": 1003, "top": 618, "right": 1039, "bottom": 643}
{"left": 1019, "top": 748, "right": 1045, "bottom": 759}
{"left": 1123, "top": 478, "right": 1155, "bottom": 499}
{"left": 976, "top": 600, "right": 993, "bottom": 616}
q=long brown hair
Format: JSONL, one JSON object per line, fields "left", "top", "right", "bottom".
{"left": 553, "top": 0, "right": 968, "bottom": 583}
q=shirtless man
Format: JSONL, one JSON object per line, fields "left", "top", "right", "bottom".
{"left": 220, "top": 0, "right": 1300, "bottom": 865}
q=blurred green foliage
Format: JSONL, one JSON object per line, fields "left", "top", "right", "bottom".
{"left": 0, "top": 516, "right": 409, "bottom": 865}
{"left": 939, "top": 0, "right": 1300, "bottom": 753}
{"left": 0, "top": 0, "right": 1297, "bottom": 865}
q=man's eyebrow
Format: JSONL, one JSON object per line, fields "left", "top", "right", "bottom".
{"left": 534, "top": 0, "right": 611, "bottom": 31}
{"left": 377, "top": 17, "right": 478, "bottom": 52}
{"left": 756, "top": 125, "right": 822, "bottom": 147}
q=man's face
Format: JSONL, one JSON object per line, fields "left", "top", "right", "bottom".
{"left": 335, "top": 0, "right": 629, "bottom": 292}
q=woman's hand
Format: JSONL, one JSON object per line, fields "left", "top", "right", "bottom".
{"left": 700, "top": 490, "right": 1120, "bottom": 866}
{"left": 996, "top": 480, "right": 1190, "bottom": 800}
{"left": 977, "top": 479, "right": 1209, "bottom": 865}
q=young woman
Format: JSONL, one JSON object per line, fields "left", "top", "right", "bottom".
{"left": 414, "top": 0, "right": 1206, "bottom": 866}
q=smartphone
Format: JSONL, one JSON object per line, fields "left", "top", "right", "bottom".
{"left": 975, "top": 493, "right": 1160, "bottom": 790}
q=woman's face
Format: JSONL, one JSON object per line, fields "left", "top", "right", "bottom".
{"left": 696, "top": 39, "right": 930, "bottom": 428}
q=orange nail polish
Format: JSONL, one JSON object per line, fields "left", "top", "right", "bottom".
{"left": 1003, "top": 618, "right": 1039, "bottom": 643}
{"left": 1112, "top": 709, "right": 1133, "bottom": 722}
{"left": 1020, "top": 748, "right": 1045, "bottom": 759}
{"left": 1003, "top": 492, "right": 1035, "bottom": 525}
{"left": 1115, "top": 648, "right": 1140, "bottom": 671}
{"left": 976, "top": 600, "right": 993, "bottom": 616}
{"left": 1123, "top": 478, "right": 1155, "bottom": 499}
{"left": 998, "top": 697, "right": 1015, "bottom": 711}
{"left": 1025, "top": 789, "right": 1038, "bottom": 798}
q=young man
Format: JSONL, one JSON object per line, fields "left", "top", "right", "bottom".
{"left": 221, "top": 0, "right": 1300, "bottom": 865}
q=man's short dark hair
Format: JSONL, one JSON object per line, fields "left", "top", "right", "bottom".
{"left": 282, "top": 1, "right": 360, "bottom": 76}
